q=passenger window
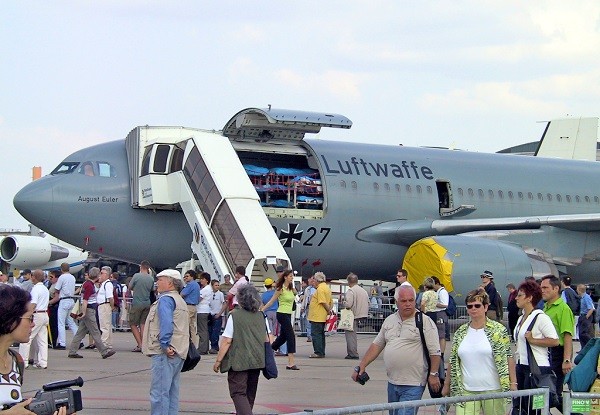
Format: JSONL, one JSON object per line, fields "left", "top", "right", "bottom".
{"left": 576, "top": 195, "right": 580, "bottom": 203}
{"left": 427, "top": 186, "right": 432, "bottom": 194}
{"left": 373, "top": 182, "right": 380, "bottom": 190}
{"left": 458, "top": 188, "right": 463, "bottom": 196}
{"left": 351, "top": 181, "right": 357, "bottom": 190}
{"left": 547, "top": 193, "right": 552, "bottom": 201}
{"left": 405, "top": 185, "right": 412, "bottom": 193}
{"left": 416, "top": 185, "right": 422, "bottom": 194}
{"left": 595, "top": 196, "right": 599, "bottom": 204}
{"left": 384, "top": 183, "right": 390, "bottom": 191}
{"left": 498, "top": 190, "right": 503, "bottom": 199}
{"left": 468, "top": 188, "right": 474, "bottom": 197}
{"left": 340, "top": 180, "right": 346, "bottom": 189}
{"left": 488, "top": 190, "right": 494, "bottom": 199}
{"left": 566, "top": 195, "right": 572, "bottom": 203}
{"left": 528, "top": 192, "right": 533, "bottom": 200}
{"left": 538, "top": 193, "right": 543, "bottom": 201}
{"left": 556, "top": 194, "right": 562, "bottom": 202}
{"left": 518, "top": 192, "right": 523, "bottom": 199}
{"left": 395, "top": 184, "right": 401, "bottom": 192}
{"left": 585, "top": 196, "right": 591, "bottom": 203}
{"left": 508, "top": 191, "right": 514, "bottom": 199}
{"left": 51, "top": 162, "right": 79, "bottom": 175}
{"left": 478, "top": 189, "right": 484, "bottom": 198}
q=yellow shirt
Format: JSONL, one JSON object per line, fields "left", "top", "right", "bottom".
{"left": 308, "top": 282, "right": 332, "bottom": 323}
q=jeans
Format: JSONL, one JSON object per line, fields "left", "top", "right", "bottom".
{"left": 387, "top": 383, "right": 425, "bottom": 415}
{"left": 209, "top": 315, "right": 222, "bottom": 350}
{"left": 310, "top": 321, "right": 326, "bottom": 356}
{"left": 57, "top": 299, "right": 79, "bottom": 347}
{"left": 150, "top": 353, "right": 184, "bottom": 415}
{"left": 112, "top": 309, "right": 120, "bottom": 330}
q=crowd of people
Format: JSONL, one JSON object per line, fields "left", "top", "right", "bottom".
{"left": 1, "top": 263, "right": 599, "bottom": 415}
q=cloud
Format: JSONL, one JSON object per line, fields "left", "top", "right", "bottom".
{"left": 274, "top": 69, "right": 366, "bottom": 101}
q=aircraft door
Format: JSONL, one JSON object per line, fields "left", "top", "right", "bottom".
{"left": 436, "top": 180, "right": 452, "bottom": 212}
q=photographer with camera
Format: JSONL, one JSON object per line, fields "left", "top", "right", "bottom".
{"left": 0, "top": 285, "right": 70, "bottom": 415}
{"left": 351, "top": 285, "right": 441, "bottom": 415}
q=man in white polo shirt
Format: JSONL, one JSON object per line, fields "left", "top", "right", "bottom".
{"left": 19, "top": 269, "right": 49, "bottom": 368}
{"left": 48, "top": 263, "right": 78, "bottom": 349}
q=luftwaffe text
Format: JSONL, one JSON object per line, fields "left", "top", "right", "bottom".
{"left": 320, "top": 155, "right": 434, "bottom": 179}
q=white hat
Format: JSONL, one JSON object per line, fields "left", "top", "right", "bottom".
{"left": 157, "top": 269, "right": 182, "bottom": 281}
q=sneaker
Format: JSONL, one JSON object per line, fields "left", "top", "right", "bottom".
{"left": 131, "top": 346, "right": 142, "bottom": 352}
{"left": 54, "top": 345, "right": 66, "bottom": 350}
{"left": 208, "top": 349, "right": 218, "bottom": 354}
{"left": 68, "top": 353, "right": 83, "bottom": 359}
{"left": 344, "top": 355, "right": 359, "bottom": 360}
{"left": 102, "top": 350, "right": 116, "bottom": 359}
{"left": 33, "top": 364, "right": 47, "bottom": 369}
{"left": 309, "top": 353, "right": 324, "bottom": 358}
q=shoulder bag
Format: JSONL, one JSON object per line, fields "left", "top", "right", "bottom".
{"left": 262, "top": 312, "right": 278, "bottom": 379}
{"left": 339, "top": 308, "right": 355, "bottom": 331}
{"left": 181, "top": 337, "right": 201, "bottom": 372}
{"left": 524, "top": 312, "right": 559, "bottom": 407}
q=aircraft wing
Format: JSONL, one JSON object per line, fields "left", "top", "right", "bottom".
{"left": 356, "top": 212, "right": 600, "bottom": 246}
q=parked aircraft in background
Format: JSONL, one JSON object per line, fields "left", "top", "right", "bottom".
{"left": 534, "top": 117, "right": 598, "bottom": 160}
{"left": 11, "top": 108, "right": 600, "bottom": 298}
{"left": 0, "top": 232, "right": 87, "bottom": 274}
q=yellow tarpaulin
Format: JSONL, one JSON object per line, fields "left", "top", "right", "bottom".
{"left": 402, "top": 237, "right": 454, "bottom": 292}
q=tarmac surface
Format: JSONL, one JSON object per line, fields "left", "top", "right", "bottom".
{"left": 18, "top": 330, "right": 396, "bottom": 414}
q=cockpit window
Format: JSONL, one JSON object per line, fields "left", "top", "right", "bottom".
{"left": 76, "top": 161, "right": 116, "bottom": 177}
{"left": 51, "top": 162, "right": 79, "bottom": 175}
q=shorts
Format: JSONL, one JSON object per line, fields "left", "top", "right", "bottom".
{"left": 436, "top": 311, "right": 448, "bottom": 339}
{"left": 129, "top": 304, "right": 151, "bottom": 326}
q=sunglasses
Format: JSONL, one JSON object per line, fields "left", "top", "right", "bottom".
{"left": 466, "top": 304, "right": 483, "bottom": 309}
{"left": 21, "top": 315, "right": 34, "bottom": 322}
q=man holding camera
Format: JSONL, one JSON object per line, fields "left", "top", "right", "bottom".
{"left": 351, "top": 285, "right": 441, "bottom": 415}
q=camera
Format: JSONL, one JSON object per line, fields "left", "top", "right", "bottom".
{"left": 27, "top": 377, "right": 84, "bottom": 415}
{"left": 354, "top": 367, "right": 370, "bottom": 385}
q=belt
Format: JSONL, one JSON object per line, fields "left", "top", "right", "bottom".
{"left": 34, "top": 310, "right": 47, "bottom": 313}
{"left": 60, "top": 297, "right": 76, "bottom": 300}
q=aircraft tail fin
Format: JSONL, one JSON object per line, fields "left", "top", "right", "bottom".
{"left": 534, "top": 117, "right": 598, "bottom": 160}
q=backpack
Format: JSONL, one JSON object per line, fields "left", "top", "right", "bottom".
{"left": 565, "top": 337, "right": 600, "bottom": 391}
{"left": 564, "top": 287, "right": 581, "bottom": 315}
{"left": 445, "top": 293, "right": 457, "bottom": 318}
{"left": 112, "top": 280, "right": 123, "bottom": 308}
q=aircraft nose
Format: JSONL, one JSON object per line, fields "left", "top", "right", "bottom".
{"left": 13, "top": 179, "right": 54, "bottom": 226}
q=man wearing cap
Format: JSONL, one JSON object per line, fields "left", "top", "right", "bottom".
{"left": 143, "top": 269, "right": 189, "bottom": 415}
{"left": 261, "top": 277, "right": 278, "bottom": 341}
{"left": 480, "top": 270, "right": 500, "bottom": 321}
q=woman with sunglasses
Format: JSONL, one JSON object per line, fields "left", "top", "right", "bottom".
{"left": 512, "top": 280, "right": 558, "bottom": 414}
{"left": 0, "top": 285, "right": 69, "bottom": 415}
{"left": 442, "top": 288, "right": 516, "bottom": 415}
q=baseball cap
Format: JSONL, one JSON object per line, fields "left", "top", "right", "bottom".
{"left": 157, "top": 269, "right": 183, "bottom": 281}
{"left": 264, "top": 278, "right": 274, "bottom": 286}
{"left": 481, "top": 270, "right": 494, "bottom": 279}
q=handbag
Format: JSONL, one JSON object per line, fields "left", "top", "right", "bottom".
{"left": 524, "top": 313, "right": 559, "bottom": 408}
{"left": 338, "top": 308, "right": 355, "bottom": 331}
{"left": 69, "top": 299, "right": 82, "bottom": 319}
{"left": 262, "top": 313, "right": 278, "bottom": 379}
{"left": 181, "top": 338, "right": 201, "bottom": 372}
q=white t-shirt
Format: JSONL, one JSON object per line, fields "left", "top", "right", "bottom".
{"left": 436, "top": 287, "right": 449, "bottom": 311}
{"left": 222, "top": 313, "right": 271, "bottom": 338}
{"left": 196, "top": 285, "right": 212, "bottom": 314}
{"left": 30, "top": 282, "right": 49, "bottom": 311}
{"left": 209, "top": 290, "right": 225, "bottom": 315}
{"left": 96, "top": 280, "right": 114, "bottom": 304}
{"left": 514, "top": 310, "right": 558, "bottom": 366}
{"left": 457, "top": 326, "right": 501, "bottom": 391}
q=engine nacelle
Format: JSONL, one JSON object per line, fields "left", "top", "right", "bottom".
{"left": 403, "top": 235, "right": 555, "bottom": 299}
{"left": 0, "top": 235, "right": 69, "bottom": 267}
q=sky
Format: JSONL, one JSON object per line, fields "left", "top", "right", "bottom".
{"left": 2, "top": 1, "right": 600, "bottom": 230}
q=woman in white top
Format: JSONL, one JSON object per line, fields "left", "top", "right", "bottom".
{"left": 442, "top": 288, "right": 517, "bottom": 415}
{"left": 513, "top": 280, "right": 559, "bottom": 414}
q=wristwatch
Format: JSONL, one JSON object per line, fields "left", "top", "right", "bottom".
{"left": 429, "top": 372, "right": 439, "bottom": 377}
{"left": 563, "top": 359, "right": 571, "bottom": 364}
{"left": 354, "top": 366, "right": 361, "bottom": 373}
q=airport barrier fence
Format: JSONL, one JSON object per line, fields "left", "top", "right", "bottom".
{"left": 287, "top": 388, "right": 550, "bottom": 415}
{"left": 294, "top": 295, "right": 506, "bottom": 336}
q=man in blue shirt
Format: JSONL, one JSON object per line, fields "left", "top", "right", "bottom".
{"left": 181, "top": 270, "right": 200, "bottom": 349}
{"left": 576, "top": 284, "right": 595, "bottom": 348}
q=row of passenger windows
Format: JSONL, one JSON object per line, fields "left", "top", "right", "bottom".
{"left": 339, "top": 180, "right": 600, "bottom": 204}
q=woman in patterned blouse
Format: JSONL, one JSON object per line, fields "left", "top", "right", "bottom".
{"left": 442, "top": 288, "right": 517, "bottom": 415}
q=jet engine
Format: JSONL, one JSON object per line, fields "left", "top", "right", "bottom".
{"left": 403, "top": 235, "right": 555, "bottom": 298}
{"left": 0, "top": 235, "right": 70, "bottom": 267}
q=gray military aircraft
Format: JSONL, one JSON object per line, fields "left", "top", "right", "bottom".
{"left": 10, "top": 108, "right": 600, "bottom": 297}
